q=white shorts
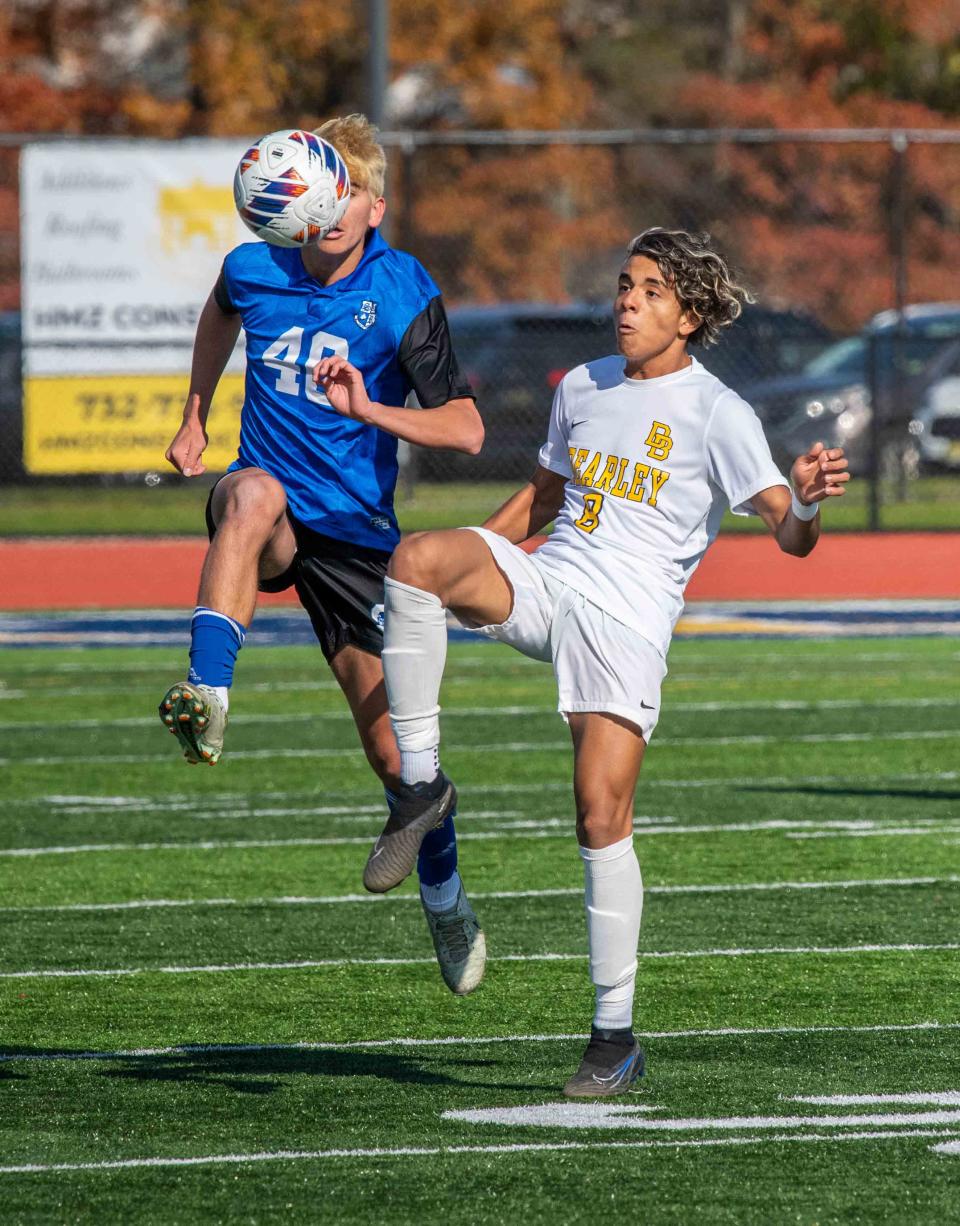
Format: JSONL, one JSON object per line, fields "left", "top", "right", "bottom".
{"left": 465, "top": 526, "right": 667, "bottom": 742}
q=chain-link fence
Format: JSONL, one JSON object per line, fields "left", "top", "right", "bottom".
{"left": 3, "top": 128, "right": 959, "bottom": 529}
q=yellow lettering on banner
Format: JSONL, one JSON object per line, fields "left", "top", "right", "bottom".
{"left": 610, "top": 457, "right": 630, "bottom": 498}
{"left": 644, "top": 420, "right": 674, "bottom": 461}
{"left": 23, "top": 374, "right": 244, "bottom": 474}
{"left": 593, "top": 453, "right": 620, "bottom": 492}
{"left": 580, "top": 451, "right": 602, "bottom": 487}
{"left": 647, "top": 467, "right": 670, "bottom": 507}
{"left": 626, "top": 460, "right": 651, "bottom": 502}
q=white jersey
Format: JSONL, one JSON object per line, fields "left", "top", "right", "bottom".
{"left": 535, "top": 354, "right": 787, "bottom": 656}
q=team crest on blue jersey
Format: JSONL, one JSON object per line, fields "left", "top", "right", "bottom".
{"left": 354, "top": 299, "right": 378, "bottom": 330}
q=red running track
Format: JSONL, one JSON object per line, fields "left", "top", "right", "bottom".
{"left": 1, "top": 533, "right": 957, "bottom": 609}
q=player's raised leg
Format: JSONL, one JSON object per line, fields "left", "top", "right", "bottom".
{"left": 159, "top": 468, "right": 297, "bottom": 764}
{"left": 365, "top": 529, "right": 513, "bottom": 893}
{"left": 332, "top": 640, "right": 486, "bottom": 994}
{"left": 563, "top": 712, "right": 647, "bottom": 1097}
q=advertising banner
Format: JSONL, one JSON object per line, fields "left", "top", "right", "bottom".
{"left": 21, "top": 140, "right": 251, "bottom": 473}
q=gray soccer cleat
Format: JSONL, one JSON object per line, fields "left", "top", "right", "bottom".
{"left": 421, "top": 883, "right": 486, "bottom": 995}
{"left": 363, "top": 774, "right": 457, "bottom": 893}
{"left": 563, "top": 1029, "right": 645, "bottom": 1098}
{"left": 158, "top": 681, "right": 227, "bottom": 765}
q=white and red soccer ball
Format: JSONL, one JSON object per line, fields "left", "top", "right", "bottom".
{"left": 233, "top": 129, "right": 351, "bottom": 248}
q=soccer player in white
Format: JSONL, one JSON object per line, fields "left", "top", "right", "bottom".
{"left": 360, "top": 227, "right": 850, "bottom": 1096}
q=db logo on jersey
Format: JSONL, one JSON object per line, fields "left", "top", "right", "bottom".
{"left": 354, "top": 300, "right": 378, "bottom": 330}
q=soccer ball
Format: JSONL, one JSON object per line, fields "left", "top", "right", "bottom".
{"left": 233, "top": 129, "right": 351, "bottom": 248}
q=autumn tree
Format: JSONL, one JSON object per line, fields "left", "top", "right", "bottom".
{"left": 2, "top": 0, "right": 958, "bottom": 316}
{"left": 664, "top": 0, "right": 960, "bottom": 329}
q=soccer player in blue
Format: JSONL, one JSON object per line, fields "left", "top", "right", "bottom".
{"left": 158, "top": 114, "right": 486, "bottom": 994}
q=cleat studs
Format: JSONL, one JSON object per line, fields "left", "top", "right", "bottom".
{"left": 179, "top": 713, "right": 191, "bottom": 722}
{"left": 193, "top": 703, "right": 202, "bottom": 713}
{"left": 163, "top": 714, "right": 173, "bottom": 724}
{"left": 162, "top": 701, "right": 172, "bottom": 711}
{"left": 196, "top": 716, "right": 207, "bottom": 727}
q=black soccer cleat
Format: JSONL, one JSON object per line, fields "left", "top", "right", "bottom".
{"left": 363, "top": 772, "right": 458, "bottom": 893}
{"left": 563, "top": 1027, "right": 646, "bottom": 1098}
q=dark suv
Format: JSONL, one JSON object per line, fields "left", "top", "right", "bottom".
{"left": 743, "top": 303, "right": 960, "bottom": 474}
{"left": 421, "top": 302, "right": 831, "bottom": 481}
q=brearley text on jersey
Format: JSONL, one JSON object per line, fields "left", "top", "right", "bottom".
{"left": 568, "top": 448, "right": 671, "bottom": 508}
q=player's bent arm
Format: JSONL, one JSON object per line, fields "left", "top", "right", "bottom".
{"left": 355, "top": 396, "right": 485, "bottom": 455}
{"left": 313, "top": 355, "right": 484, "bottom": 454}
{"left": 751, "top": 442, "right": 850, "bottom": 558}
{"left": 315, "top": 295, "right": 485, "bottom": 452}
{"left": 165, "top": 292, "right": 241, "bottom": 477}
{"left": 481, "top": 465, "right": 568, "bottom": 545}
{"left": 751, "top": 485, "right": 819, "bottom": 557}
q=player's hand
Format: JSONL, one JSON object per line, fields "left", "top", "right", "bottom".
{"left": 790, "top": 441, "right": 850, "bottom": 505}
{"left": 165, "top": 415, "right": 209, "bottom": 477}
{"left": 312, "top": 355, "right": 374, "bottom": 423}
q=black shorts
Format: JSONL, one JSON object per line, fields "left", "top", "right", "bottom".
{"left": 205, "top": 484, "right": 390, "bottom": 663}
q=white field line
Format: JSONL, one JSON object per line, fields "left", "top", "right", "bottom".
{"left": 3, "top": 695, "right": 959, "bottom": 733}
{"left": 789, "top": 827, "right": 960, "bottom": 841}
{"left": 791, "top": 1092, "right": 960, "bottom": 1107}
{"left": 1, "top": 1128, "right": 957, "bottom": 1175}
{"left": 4, "top": 942, "right": 959, "bottom": 981}
{"left": 18, "top": 794, "right": 525, "bottom": 822}
{"left": 4, "top": 1019, "right": 959, "bottom": 1065}
{"left": 4, "top": 876, "right": 956, "bottom": 917}
{"left": 0, "top": 817, "right": 945, "bottom": 858}
{"left": 0, "top": 672, "right": 539, "bottom": 700}
{"left": 2, "top": 727, "right": 958, "bottom": 768}
{"left": 0, "top": 768, "right": 953, "bottom": 809}
{"left": 7, "top": 648, "right": 957, "bottom": 680}
{"left": 641, "top": 769, "right": 960, "bottom": 791}
{"left": 7, "top": 644, "right": 951, "bottom": 673}
{"left": 6, "top": 667, "right": 955, "bottom": 696}
{"left": 444, "top": 1104, "right": 960, "bottom": 1131}
{"left": 5, "top": 645, "right": 948, "bottom": 680}
{"left": 44, "top": 805, "right": 527, "bottom": 823}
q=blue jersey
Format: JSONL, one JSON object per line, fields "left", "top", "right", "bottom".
{"left": 218, "top": 229, "right": 470, "bottom": 551}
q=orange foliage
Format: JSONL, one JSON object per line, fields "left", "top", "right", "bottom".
{"left": 1, "top": 0, "right": 958, "bottom": 319}
{"left": 674, "top": 0, "right": 960, "bottom": 329}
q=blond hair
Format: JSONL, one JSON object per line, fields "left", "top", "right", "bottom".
{"left": 626, "top": 228, "right": 753, "bottom": 346}
{"left": 314, "top": 113, "right": 386, "bottom": 199}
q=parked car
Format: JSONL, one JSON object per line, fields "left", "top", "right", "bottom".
{"left": 418, "top": 303, "right": 612, "bottom": 480}
{"left": 743, "top": 303, "right": 960, "bottom": 475}
{"left": 910, "top": 337, "right": 960, "bottom": 471}
{"left": 423, "top": 301, "right": 831, "bottom": 481}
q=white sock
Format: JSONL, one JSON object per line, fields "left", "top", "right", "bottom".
{"left": 382, "top": 577, "right": 447, "bottom": 786}
{"left": 421, "top": 870, "right": 462, "bottom": 914}
{"left": 579, "top": 835, "right": 643, "bottom": 1032}
{"left": 212, "top": 685, "right": 229, "bottom": 713}
{"left": 401, "top": 747, "right": 439, "bottom": 785}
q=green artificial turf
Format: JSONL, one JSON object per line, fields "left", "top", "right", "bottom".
{"left": 1, "top": 636, "right": 959, "bottom": 1222}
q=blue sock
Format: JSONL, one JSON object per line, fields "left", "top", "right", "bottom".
{"left": 385, "top": 788, "right": 458, "bottom": 887}
{"left": 418, "top": 813, "right": 458, "bottom": 886}
{"left": 188, "top": 607, "right": 246, "bottom": 688}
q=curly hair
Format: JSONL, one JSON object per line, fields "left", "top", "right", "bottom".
{"left": 625, "top": 228, "right": 753, "bottom": 347}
